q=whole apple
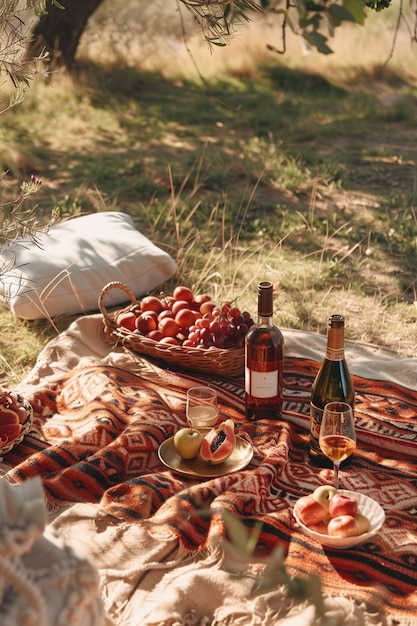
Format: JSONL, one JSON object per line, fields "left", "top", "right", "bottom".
{"left": 296, "top": 494, "right": 329, "bottom": 527}
{"left": 328, "top": 514, "right": 360, "bottom": 538}
{"left": 312, "top": 485, "right": 337, "bottom": 512}
{"left": 328, "top": 493, "right": 358, "bottom": 518}
{"left": 173, "top": 428, "right": 203, "bottom": 459}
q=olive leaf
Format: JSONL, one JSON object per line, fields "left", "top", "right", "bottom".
{"left": 193, "top": 505, "right": 324, "bottom": 616}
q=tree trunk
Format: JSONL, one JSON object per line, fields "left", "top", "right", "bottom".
{"left": 28, "top": 0, "right": 105, "bottom": 69}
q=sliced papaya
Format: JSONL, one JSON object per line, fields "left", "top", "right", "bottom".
{"left": 200, "top": 419, "right": 236, "bottom": 465}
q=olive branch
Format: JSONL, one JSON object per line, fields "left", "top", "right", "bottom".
{"left": 188, "top": 503, "right": 325, "bottom": 616}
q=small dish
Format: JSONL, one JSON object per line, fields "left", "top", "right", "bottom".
{"left": 293, "top": 489, "right": 385, "bottom": 549}
{"left": 158, "top": 428, "right": 253, "bottom": 478}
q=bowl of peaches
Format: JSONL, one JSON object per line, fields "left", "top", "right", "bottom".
{"left": 293, "top": 485, "right": 385, "bottom": 549}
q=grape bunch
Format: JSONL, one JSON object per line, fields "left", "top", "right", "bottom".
{"left": 115, "top": 285, "right": 254, "bottom": 350}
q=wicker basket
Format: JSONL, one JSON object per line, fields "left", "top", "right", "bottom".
{"left": 99, "top": 281, "right": 245, "bottom": 377}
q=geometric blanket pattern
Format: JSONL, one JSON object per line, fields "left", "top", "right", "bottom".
{"left": 4, "top": 356, "right": 417, "bottom": 624}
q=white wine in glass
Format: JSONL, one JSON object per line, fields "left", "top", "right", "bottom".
{"left": 186, "top": 386, "right": 218, "bottom": 429}
{"left": 319, "top": 401, "right": 356, "bottom": 490}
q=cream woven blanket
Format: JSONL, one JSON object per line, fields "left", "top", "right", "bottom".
{"left": 6, "top": 314, "right": 416, "bottom": 626}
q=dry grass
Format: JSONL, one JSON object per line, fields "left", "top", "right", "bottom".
{"left": 1, "top": 2, "right": 417, "bottom": 388}
{"left": 84, "top": 1, "right": 417, "bottom": 84}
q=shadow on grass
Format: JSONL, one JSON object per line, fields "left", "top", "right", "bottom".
{"left": 8, "top": 58, "right": 415, "bottom": 299}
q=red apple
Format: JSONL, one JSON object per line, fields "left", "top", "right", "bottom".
{"left": 327, "top": 514, "right": 360, "bottom": 537}
{"left": 296, "top": 494, "right": 329, "bottom": 527}
{"left": 328, "top": 493, "right": 358, "bottom": 518}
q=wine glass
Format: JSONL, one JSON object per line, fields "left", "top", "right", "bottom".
{"left": 186, "top": 386, "right": 218, "bottom": 429}
{"left": 319, "top": 402, "right": 356, "bottom": 490}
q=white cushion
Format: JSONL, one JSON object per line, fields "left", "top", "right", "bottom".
{"left": 0, "top": 211, "right": 177, "bottom": 320}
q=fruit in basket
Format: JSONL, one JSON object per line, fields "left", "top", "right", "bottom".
{"left": 200, "top": 419, "right": 236, "bottom": 464}
{"left": 135, "top": 313, "right": 158, "bottom": 334}
{"left": 159, "top": 317, "right": 180, "bottom": 338}
{"left": 0, "top": 423, "right": 22, "bottom": 444}
{"left": 0, "top": 391, "right": 32, "bottom": 449}
{"left": 116, "top": 311, "right": 137, "bottom": 332}
{"left": 0, "top": 391, "right": 32, "bottom": 425}
{"left": 174, "top": 428, "right": 203, "bottom": 459}
{"left": 175, "top": 308, "right": 196, "bottom": 329}
{"left": 117, "top": 286, "right": 255, "bottom": 351}
{"left": 141, "top": 295, "right": 164, "bottom": 314}
{"left": 172, "top": 300, "right": 190, "bottom": 315}
{"left": 328, "top": 492, "right": 358, "bottom": 518}
{"left": 160, "top": 336, "right": 180, "bottom": 345}
{"left": 173, "top": 285, "right": 194, "bottom": 303}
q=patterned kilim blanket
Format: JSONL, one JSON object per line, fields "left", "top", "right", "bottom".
{"left": 2, "top": 315, "right": 417, "bottom": 626}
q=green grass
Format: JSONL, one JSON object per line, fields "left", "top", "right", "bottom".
{"left": 1, "top": 6, "right": 417, "bottom": 387}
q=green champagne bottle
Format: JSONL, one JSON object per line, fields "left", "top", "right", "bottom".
{"left": 309, "top": 314, "right": 355, "bottom": 468}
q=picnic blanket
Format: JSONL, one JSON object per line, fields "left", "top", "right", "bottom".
{"left": 2, "top": 314, "right": 417, "bottom": 626}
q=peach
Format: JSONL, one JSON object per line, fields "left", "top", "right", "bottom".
{"left": 140, "top": 295, "right": 164, "bottom": 314}
{"left": 175, "top": 308, "right": 196, "bottom": 329}
{"left": 171, "top": 300, "right": 191, "bottom": 315}
{"left": 199, "top": 301, "right": 217, "bottom": 316}
{"left": 173, "top": 286, "right": 194, "bottom": 302}
{"left": 116, "top": 311, "right": 137, "bottom": 332}
{"left": 159, "top": 317, "right": 180, "bottom": 338}
{"left": 158, "top": 309, "right": 175, "bottom": 321}
{"left": 135, "top": 313, "right": 157, "bottom": 334}
{"left": 159, "top": 336, "right": 180, "bottom": 345}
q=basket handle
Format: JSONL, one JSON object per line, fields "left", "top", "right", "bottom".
{"left": 98, "top": 281, "right": 139, "bottom": 323}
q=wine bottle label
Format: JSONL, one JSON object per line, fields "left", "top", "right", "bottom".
{"left": 309, "top": 403, "right": 323, "bottom": 453}
{"left": 325, "top": 347, "right": 345, "bottom": 361}
{"left": 245, "top": 367, "right": 278, "bottom": 398}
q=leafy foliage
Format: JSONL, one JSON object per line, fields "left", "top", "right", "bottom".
{"left": 0, "top": 1, "right": 51, "bottom": 110}
{"left": 179, "top": 0, "right": 264, "bottom": 46}
{"left": 193, "top": 505, "right": 325, "bottom": 615}
{"left": 179, "top": 0, "right": 402, "bottom": 55}
{"left": 0, "top": 1, "right": 60, "bottom": 269}
{"left": 0, "top": 175, "right": 58, "bottom": 256}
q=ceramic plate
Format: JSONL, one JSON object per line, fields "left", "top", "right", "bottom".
{"left": 158, "top": 428, "right": 253, "bottom": 478}
{"left": 293, "top": 489, "right": 385, "bottom": 549}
